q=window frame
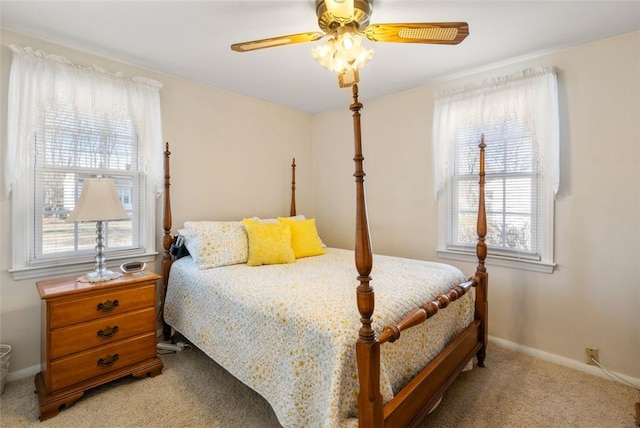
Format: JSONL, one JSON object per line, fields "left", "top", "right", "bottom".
{"left": 437, "top": 132, "right": 555, "bottom": 274}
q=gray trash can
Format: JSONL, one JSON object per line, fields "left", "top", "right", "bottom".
{"left": 0, "top": 344, "right": 11, "bottom": 395}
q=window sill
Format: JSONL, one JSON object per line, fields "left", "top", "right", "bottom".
{"left": 436, "top": 249, "right": 555, "bottom": 274}
{"left": 9, "top": 252, "right": 158, "bottom": 281}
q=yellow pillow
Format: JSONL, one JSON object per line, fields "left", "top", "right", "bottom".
{"left": 242, "top": 218, "right": 295, "bottom": 266}
{"left": 278, "top": 217, "right": 326, "bottom": 258}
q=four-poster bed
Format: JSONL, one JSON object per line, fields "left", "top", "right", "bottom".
{"left": 160, "top": 84, "right": 488, "bottom": 427}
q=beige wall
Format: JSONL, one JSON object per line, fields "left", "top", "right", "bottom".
{"left": 0, "top": 29, "right": 313, "bottom": 375}
{"left": 313, "top": 31, "right": 640, "bottom": 379}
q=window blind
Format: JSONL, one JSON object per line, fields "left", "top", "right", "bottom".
{"left": 449, "top": 122, "right": 541, "bottom": 260}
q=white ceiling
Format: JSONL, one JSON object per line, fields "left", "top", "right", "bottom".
{"left": 1, "top": 1, "right": 639, "bottom": 113}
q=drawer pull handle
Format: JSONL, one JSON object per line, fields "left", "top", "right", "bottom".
{"left": 97, "top": 325, "right": 119, "bottom": 339}
{"left": 97, "top": 299, "right": 119, "bottom": 312}
{"left": 97, "top": 353, "right": 119, "bottom": 368}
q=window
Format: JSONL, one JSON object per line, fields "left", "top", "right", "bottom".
{"left": 36, "top": 106, "right": 140, "bottom": 261}
{"left": 433, "top": 67, "right": 559, "bottom": 273}
{"left": 5, "top": 46, "right": 164, "bottom": 279}
{"left": 451, "top": 124, "right": 539, "bottom": 258}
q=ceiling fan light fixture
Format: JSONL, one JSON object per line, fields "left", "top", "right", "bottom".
{"left": 312, "top": 27, "right": 374, "bottom": 87}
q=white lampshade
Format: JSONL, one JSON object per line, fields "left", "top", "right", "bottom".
{"left": 67, "top": 178, "right": 129, "bottom": 222}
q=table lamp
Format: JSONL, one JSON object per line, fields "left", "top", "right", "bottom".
{"left": 67, "top": 177, "right": 129, "bottom": 282}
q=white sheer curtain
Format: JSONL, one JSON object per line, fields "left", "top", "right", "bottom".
{"left": 432, "top": 66, "right": 559, "bottom": 199}
{"left": 4, "top": 45, "right": 164, "bottom": 198}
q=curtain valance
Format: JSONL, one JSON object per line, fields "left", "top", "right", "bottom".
{"left": 432, "top": 66, "right": 559, "bottom": 198}
{"left": 4, "top": 45, "right": 164, "bottom": 197}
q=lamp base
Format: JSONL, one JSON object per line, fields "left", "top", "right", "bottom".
{"left": 80, "top": 270, "right": 123, "bottom": 283}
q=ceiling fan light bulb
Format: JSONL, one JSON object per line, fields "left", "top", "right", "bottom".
{"left": 341, "top": 34, "right": 354, "bottom": 50}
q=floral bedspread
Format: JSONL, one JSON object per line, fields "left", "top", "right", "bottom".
{"left": 164, "top": 248, "right": 474, "bottom": 427}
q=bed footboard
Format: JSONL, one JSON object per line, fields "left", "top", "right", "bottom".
{"left": 384, "top": 320, "right": 483, "bottom": 426}
{"left": 350, "top": 84, "right": 488, "bottom": 427}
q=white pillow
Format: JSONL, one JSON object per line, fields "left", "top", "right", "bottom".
{"left": 183, "top": 221, "right": 248, "bottom": 269}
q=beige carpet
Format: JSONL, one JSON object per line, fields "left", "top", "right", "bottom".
{"left": 1, "top": 344, "right": 637, "bottom": 427}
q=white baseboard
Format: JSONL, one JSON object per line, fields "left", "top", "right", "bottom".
{"left": 5, "top": 364, "right": 40, "bottom": 383}
{"left": 489, "top": 336, "right": 640, "bottom": 389}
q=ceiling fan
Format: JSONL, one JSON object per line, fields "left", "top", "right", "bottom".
{"left": 231, "top": 0, "right": 469, "bottom": 87}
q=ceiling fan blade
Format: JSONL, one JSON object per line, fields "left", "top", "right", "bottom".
{"left": 231, "top": 32, "right": 325, "bottom": 52}
{"left": 364, "top": 22, "right": 469, "bottom": 45}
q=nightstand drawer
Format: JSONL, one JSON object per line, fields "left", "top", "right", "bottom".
{"left": 49, "top": 283, "right": 156, "bottom": 328}
{"left": 49, "top": 307, "right": 156, "bottom": 359}
{"left": 49, "top": 332, "right": 157, "bottom": 391}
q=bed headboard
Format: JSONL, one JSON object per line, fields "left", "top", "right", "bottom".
{"left": 160, "top": 148, "right": 301, "bottom": 339}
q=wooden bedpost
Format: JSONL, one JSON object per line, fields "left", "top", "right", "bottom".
{"left": 290, "top": 158, "right": 297, "bottom": 217}
{"left": 351, "top": 84, "right": 384, "bottom": 428}
{"left": 161, "top": 142, "right": 173, "bottom": 340}
{"left": 474, "top": 135, "right": 489, "bottom": 366}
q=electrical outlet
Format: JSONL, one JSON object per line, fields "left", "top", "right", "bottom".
{"left": 585, "top": 347, "right": 599, "bottom": 365}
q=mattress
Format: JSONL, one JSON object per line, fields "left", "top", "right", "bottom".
{"left": 164, "top": 247, "right": 474, "bottom": 427}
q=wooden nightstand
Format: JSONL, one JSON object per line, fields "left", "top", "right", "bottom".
{"left": 34, "top": 271, "right": 164, "bottom": 421}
